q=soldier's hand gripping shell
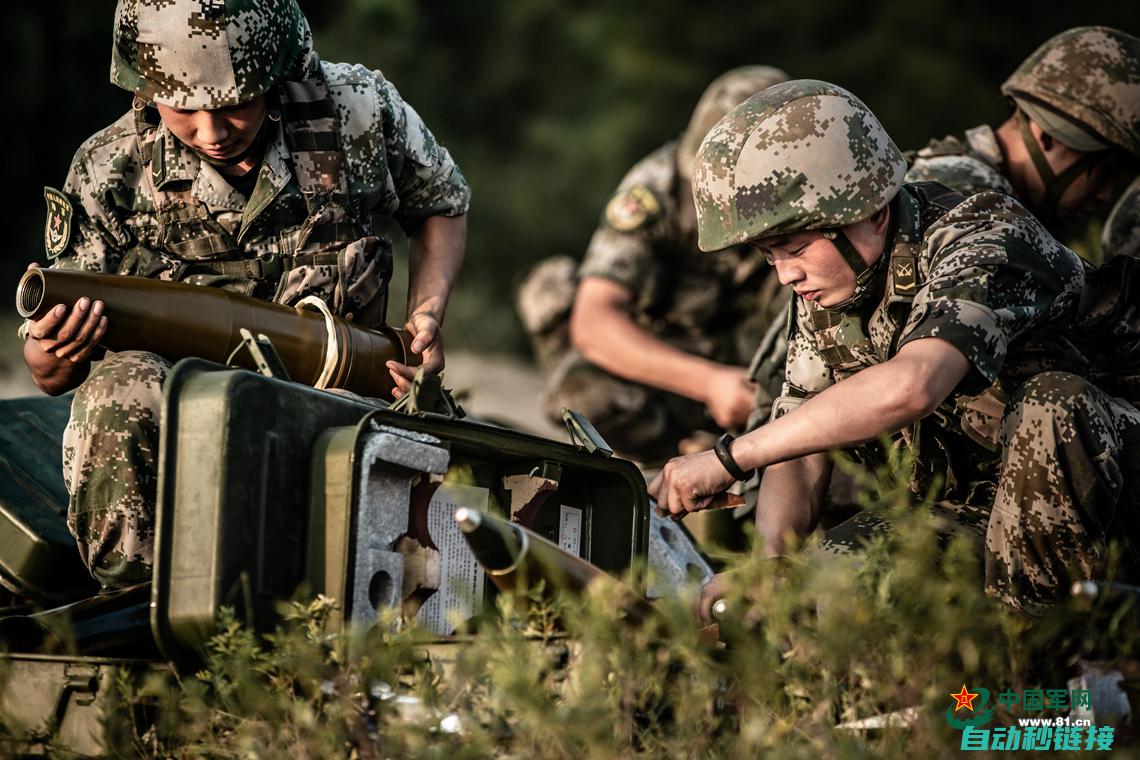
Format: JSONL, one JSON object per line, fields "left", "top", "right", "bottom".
{"left": 22, "top": 266, "right": 107, "bottom": 364}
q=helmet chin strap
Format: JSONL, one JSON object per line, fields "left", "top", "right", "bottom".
{"left": 1015, "top": 109, "right": 1103, "bottom": 226}
{"left": 823, "top": 228, "right": 885, "bottom": 311}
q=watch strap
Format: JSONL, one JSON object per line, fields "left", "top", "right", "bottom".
{"left": 714, "top": 433, "right": 754, "bottom": 482}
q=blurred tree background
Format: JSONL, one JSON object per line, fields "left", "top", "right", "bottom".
{"left": 3, "top": 0, "right": 1138, "bottom": 357}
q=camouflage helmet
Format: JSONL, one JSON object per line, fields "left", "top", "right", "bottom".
{"left": 693, "top": 79, "right": 907, "bottom": 252}
{"left": 677, "top": 66, "right": 790, "bottom": 179}
{"left": 1001, "top": 26, "right": 1140, "bottom": 159}
{"left": 111, "top": 0, "right": 316, "bottom": 110}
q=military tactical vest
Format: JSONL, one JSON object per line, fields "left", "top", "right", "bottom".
{"left": 121, "top": 71, "right": 392, "bottom": 328}
{"left": 793, "top": 182, "right": 1006, "bottom": 503}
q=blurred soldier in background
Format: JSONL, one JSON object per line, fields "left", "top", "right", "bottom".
{"left": 649, "top": 80, "right": 1140, "bottom": 621}
{"left": 907, "top": 26, "right": 1140, "bottom": 260}
{"left": 515, "top": 66, "right": 788, "bottom": 466}
{"left": 22, "top": 0, "right": 470, "bottom": 589}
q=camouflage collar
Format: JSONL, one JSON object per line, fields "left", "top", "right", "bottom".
{"left": 964, "top": 124, "right": 1008, "bottom": 177}
{"left": 151, "top": 123, "right": 198, "bottom": 188}
{"left": 150, "top": 121, "right": 292, "bottom": 216}
{"left": 240, "top": 134, "right": 293, "bottom": 233}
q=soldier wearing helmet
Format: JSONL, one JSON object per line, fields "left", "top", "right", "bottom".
{"left": 649, "top": 80, "right": 1140, "bottom": 621}
{"left": 21, "top": 0, "right": 470, "bottom": 589}
{"left": 514, "top": 66, "right": 788, "bottom": 467}
{"left": 907, "top": 26, "right": 1140, "bottom": 253}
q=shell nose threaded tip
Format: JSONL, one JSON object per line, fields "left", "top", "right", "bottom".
{"left": 16, "top": 269, "right": 46, "bottom": 318}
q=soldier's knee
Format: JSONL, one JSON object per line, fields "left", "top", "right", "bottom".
{"left": 515, "top": 256, "right": 577, "bottom": 336}
{"left": 1003, "top": 371, "right": 1099, "bottom": 437}
{"left": 1011, "top": 371, "right": 1094, "bottom": 407}
{"left": 515, "top": 256, "right": 577, "bottom": 370}
{"left": 551, "top": 360, "right": 649, "bottom": 422}
{"left": 74, "top": 351, "right": 171, "bottom": 410}
{"left": 84, "top": 350, "right": 171, "bottom": 389}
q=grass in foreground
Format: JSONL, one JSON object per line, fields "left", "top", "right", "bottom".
{"left": 95, "top": 451, "right": 1140, "bottom": 758}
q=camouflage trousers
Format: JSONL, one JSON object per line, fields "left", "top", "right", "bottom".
{"left": 818, "top": 371, "right": 1140, "bottom": 616}
{"left": 63, "top": 350, "right": 170, "bottom": 589}
{"left": 545, "top": 351, "right": 718, "bottom": 465}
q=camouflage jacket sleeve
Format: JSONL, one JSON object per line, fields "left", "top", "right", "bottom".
{"left": 338, "top": 65, "right": 470, "bottom": 231}
{"left": 771, "top": 296, "right": 835, "bottom": 420}
{"left": 47, "top": 117, "right": 139, "bottom": 274}
{"left": 577, "top": 144, "right": 677, "bottom": 294}
{"left": 895, "top": 192, "right": 1084, "bottom": 384}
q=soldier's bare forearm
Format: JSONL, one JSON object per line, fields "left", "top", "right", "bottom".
{"left": 570, "top": 277, "right": 723, "bottom": 402}
{"left": 730, "top": 338, "right": 971, "bottom": 472}
{"left": 406, "top": 213, "right": 466, "bottom": 325}
{"left": 754, "top": 454, "right": 831, "bottom": 556}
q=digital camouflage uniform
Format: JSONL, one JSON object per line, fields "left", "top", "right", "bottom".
{"left": 905, "top": 125, "right": 1015, "bottom": 199}
{"left": 694, "top": 80, "right": 1140, "bottom": 615}
{"left": 515, "top": 67, "right": 788, "bottom": 463}
{"left": 48, "top": 0, "right": 470, "bottom": 589}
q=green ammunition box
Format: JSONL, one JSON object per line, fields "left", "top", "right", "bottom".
{"left": 152, "top": 359, "right": 649, "bottom": 657}
{"left": 151, "top": 359, "right": 376, "bottom": 662}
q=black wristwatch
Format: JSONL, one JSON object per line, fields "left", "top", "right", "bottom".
{"left": 713, "top": 433, "right": 755, "bottom": 482}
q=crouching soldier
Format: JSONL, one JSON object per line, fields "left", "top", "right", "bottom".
{"left": 22, "top": 0, "right": 470, "bottom": 588}
{"left": 514, "top": 66, "right": 789, "bottom": 464}
{"left": 649, "top": 80, "right": 1140, "bottom": 620}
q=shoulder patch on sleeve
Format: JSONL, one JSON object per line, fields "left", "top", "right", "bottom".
{"left": 43, "top": 187, "right": 73, "bottom": 259}
{"left": 604, "top": 184, "right": 663, "bottom": 232}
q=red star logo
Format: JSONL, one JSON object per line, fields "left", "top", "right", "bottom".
{"left": 950, "top": 684, "right": 980, "bottom": 712}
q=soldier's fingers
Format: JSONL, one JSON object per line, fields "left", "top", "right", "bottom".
{"left": 388, "top": 374, "right": 412, "bottom": 396}
{"left": 71, "top": 317, "right": 108, "bottom": 362}
{"left": 647, "top": 472, "right": 663, "bottom": 499}
{"left": 387, "top": 365, "right": 414, "bottom": 399}
{"left": 667, "top": 486, "right": 688, "bottom": 517}
{"left": 418, "top": 345, "right": 445, "bottom": 375}
{"left": 28, "top": 304, "right": 68, "bottom": 341}
{"left": 686, "top": 494, "right": 713, "bottom": 513}
{"left": 386, "top": 360, "right": 418, "bottom": 382}
{"left": 410, "top": 327, "right": 437, "bottom": 354}
{"left": 57, "top": 305, "right": 105, "bottom": 359}
{"left": 54, "top": 298, "right": 93, "bottom": 347}
{"left": 656, "top": 481, "right": 671, "bottom": 516}
{"left": 407, "top": 317, "right": 439, "bottom": 354}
